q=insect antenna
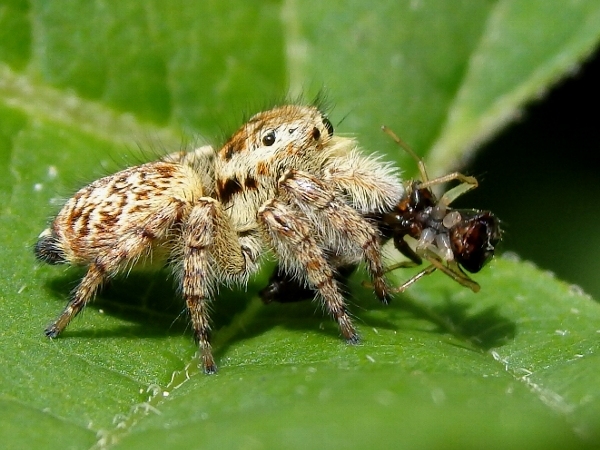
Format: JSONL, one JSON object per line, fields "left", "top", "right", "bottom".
{"left": 381, "top": 126, "right": 429, "bottom": 183}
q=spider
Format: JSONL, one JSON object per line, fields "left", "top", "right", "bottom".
{"left": 260, "top": 127, "right": 501, "bottom": 303}
{"left": 34, "top": 104, "right": 404, "bottom": 374}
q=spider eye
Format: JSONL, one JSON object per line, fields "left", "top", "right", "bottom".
{"left": 322, "top": 117, "right": 334, "bottom": 136}
{"left": 262, "top": 131, "right": 276, "bottom": 146}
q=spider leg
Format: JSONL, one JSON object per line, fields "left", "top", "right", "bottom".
{"left": 258, "top": 199, "right": 359, "bottom": 343}
{"left": 260, "top": 264, "right": 356, "bottom": 304}
{"left": 180, "top": 197, "right": 248, "bottom": 374}
{"left": 277, "top": 169, "right": 389, "bottom": 303}
{"left": 45, "top": 262, "right": 105, "bottom": 338}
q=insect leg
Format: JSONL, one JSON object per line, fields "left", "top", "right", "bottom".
{"left": 418, "top": 173, "right": 478, "bottom": 208}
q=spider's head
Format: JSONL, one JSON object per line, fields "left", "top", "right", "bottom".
{"left": 215, "top": 105, "right": 337, "bottom": 206}
{"left": 218, "top": 105, "right": 334, "bottom": 164}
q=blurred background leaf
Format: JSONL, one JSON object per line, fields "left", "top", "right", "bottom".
{"left": 1, "top": 0, "right": 600, "bottom": 449}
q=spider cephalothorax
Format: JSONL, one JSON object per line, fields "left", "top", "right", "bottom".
{"left": 35, "top": 104, "right": 404, "bottom": 373}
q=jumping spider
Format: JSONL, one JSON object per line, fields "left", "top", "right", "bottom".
{"left": 261, "top": 127, "right": 501, "bottom": 303}
{"left": 35, "top": 104, "right": 404, "bottom": 374}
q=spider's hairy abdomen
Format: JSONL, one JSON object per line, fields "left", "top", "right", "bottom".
{"left": 36, "top": 159, "right": 206, "bottom": 268}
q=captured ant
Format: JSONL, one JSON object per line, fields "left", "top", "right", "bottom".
{"left": 377, "top": 127, "right": 501, "bottom": 294}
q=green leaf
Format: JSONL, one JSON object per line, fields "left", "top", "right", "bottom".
{"left": 1, "top": 1, "right": 599, "bottom": 449}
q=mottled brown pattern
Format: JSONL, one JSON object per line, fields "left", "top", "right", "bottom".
{"left": 216, "top": 177, "right": 243, "bottom": 204}
{"left": 256, "top": 161, "right": 269, "bottom": 176}
{"left": 154, "top": 163, "right": 178, "bottom": 178}
{"left": 244, "top": 176, "right": 258, "bottom": 190}
{"left": 311, "top": 127, "right": 321, "bottom": 141}
{"left": 220, "top": 143, "right": 236, "bottom": 161}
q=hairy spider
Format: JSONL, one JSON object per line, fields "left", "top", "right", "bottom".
{"left": 35, "top": 104, "right": 404, "bottom": 374}
{"left": 260, "top": 127, "right": 501, "bottom": 304}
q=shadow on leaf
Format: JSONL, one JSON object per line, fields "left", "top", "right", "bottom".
{"left": 42, "top": 270, "right": 255, "bottom": 339}
{"left": 40, "top": 267, "right": 516, "bottom": 361}
{"left": 255, "top": 271, "right": 518, "bottom": 351}
{"left": 430, "top": 300, "right": 517, "bottom": 350}
{"left": 387, "top": 291, "right": 517, "bottom": 351}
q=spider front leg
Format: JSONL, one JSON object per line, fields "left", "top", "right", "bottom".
{"left": 180, "top": 197, "right": 246, "bottom": 374}
{"left": 258, "top": 199, "right": 359, "bottom": 343}
{"left": 277, "top": 170, "right": 390, "bottom": 303}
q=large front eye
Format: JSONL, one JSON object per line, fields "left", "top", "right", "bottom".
{"left": 262, "top": 131, "right": 276, "bottom": 146}
{"left": 322, "top": 117, "right": 334, "bottom": 136}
